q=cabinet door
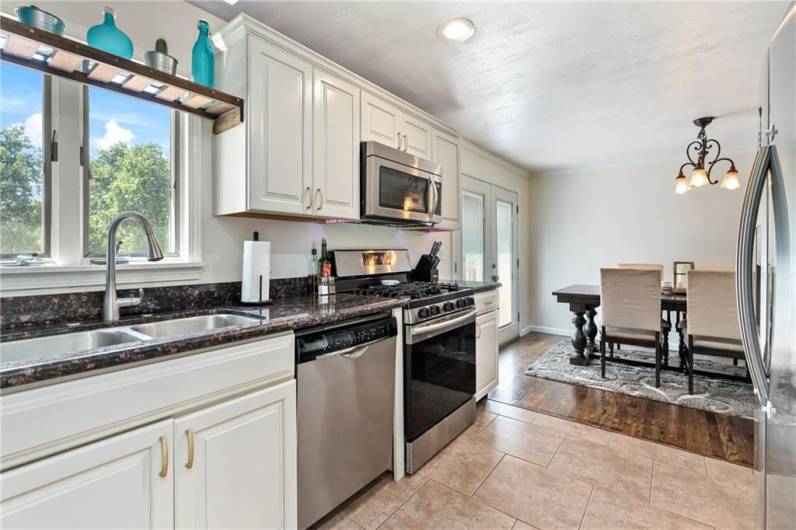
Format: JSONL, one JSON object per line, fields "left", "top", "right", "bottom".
{"left": 361, "top": 91, "right": 402, "bottom": 148}
{"left": 313, "top": 68, "right": 360, "bottom": 220}
{"left": 401, "top": 114, "right": 432, "bottom": 158}
{"left": 248, "top": 37, "right": 313, "bottom": 214}
{"left": 432, "top": 128, "right": 461, "bottom": 226}
{"left": 1, "top": 420, "right": 173, "bottom": 529}
{"left": 475, "top": 311, "right": 499, "bottom": 400}
{"left": 175, "top": 380, "right": 297, "bottom": 530}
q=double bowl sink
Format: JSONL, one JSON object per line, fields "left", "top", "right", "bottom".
{"left": 1, "top": 314, "right": 263, "bottom": 365}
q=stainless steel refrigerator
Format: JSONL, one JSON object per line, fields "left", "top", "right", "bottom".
{"left": 736, "top": 4, "right": 795, "bottom": 528}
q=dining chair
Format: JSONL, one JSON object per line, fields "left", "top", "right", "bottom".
{"left": 615, "top": 263, "right": 672, "bottom": 360}
{"left": 684, "top": 270, "right": 745, "bottom": 394}
{"left": 600, "top": 268, "right": 665, "bottom": 387}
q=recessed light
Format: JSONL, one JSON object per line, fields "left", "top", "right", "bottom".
{"left": 222, "top": 0, "right": 239, "bottom": 5}
{"left": 438, "top": 17, "right": 475, "bottom": 42}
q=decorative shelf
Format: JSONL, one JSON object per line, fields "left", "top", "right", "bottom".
{"left": 0, "top": 15, "right": 243, "bottom": 134}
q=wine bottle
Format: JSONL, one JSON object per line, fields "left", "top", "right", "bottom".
{"left": 319, "top": 239, "right": 332, "bottom": 278}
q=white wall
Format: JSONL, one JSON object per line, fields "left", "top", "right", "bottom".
{"left": 526, "top": 152, "right": 754, "bottom": 335}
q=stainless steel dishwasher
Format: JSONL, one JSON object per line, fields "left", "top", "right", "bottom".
{"left": 296, "top": 313, "right": 398, "bottom": 530}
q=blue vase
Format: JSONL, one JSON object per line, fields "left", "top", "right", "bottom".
{"left": 86, "top": 7, "right": 134, "bottom": 59}
{"left": 192, "top": 20, "right": 215, "bottom": 88}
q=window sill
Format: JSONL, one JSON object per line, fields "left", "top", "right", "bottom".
{"left": 0, "top": 261, "right": 204, "bottom": 296}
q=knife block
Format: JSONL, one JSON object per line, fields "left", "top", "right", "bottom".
{"left": 412, "top": 254, "right": 439, "bottom": 283}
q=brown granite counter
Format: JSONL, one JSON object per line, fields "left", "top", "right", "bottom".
{"left": 0, "top": 294, "right": 406, "bottom": 391}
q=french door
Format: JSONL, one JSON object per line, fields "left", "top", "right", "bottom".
{"left": 460, "top": 176, "right": 519, "bottom": 344}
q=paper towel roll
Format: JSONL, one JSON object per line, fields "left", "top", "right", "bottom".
{"left": 241, "top": 238, "right": 271, "bottom": 304}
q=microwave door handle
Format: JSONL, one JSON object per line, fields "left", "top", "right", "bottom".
{"left": 736, "top": 146, "right": 771, "bottom": 403}
{"left": 428, "top": 177, "right": 439, "bottom": 219}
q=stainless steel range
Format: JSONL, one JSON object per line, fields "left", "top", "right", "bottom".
{"left": 333, "top": 249, "right": 477, "bottom": 474}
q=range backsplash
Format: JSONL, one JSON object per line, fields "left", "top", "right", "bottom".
{"left": 0, "top": 278, "right": 311, "bottom": 332}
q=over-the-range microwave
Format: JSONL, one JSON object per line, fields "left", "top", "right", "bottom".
{"left": 360, "top": 141, "right": 442, "bottom": 227}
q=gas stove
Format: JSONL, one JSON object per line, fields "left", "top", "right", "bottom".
{"left": 352, "top": 281, "right": 475, "bottom": 323}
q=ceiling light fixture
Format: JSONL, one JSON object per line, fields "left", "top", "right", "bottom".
{"left": 674, "top": 117, "right": 739, "bottom": 194}
{"left": 222, "top": 0, "right": 239, "bottom": 5}
{"left": 438, "top": 17, "right": 475, "bottom": 42}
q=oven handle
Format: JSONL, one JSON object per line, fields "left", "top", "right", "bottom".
{"left": 408, "top": 309, "right": 476, "bottom": 343}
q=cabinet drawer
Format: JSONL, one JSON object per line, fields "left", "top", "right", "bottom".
{"left": 1, "top": 333, "right": 294, "bottom": 471}
{"left": 475, "top": 290, "right": 499, "bottom": 315}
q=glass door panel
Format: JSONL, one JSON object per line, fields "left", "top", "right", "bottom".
{"left": 462, "top": 191, "right": 485, "bottom": 282}
{"left": 495, "top": 199, "right": 514, "bottom": 327}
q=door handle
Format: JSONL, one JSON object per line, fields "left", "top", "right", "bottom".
{"left": 304, "top": 186, "right": 313, "bottom": 210}
{"left": 185, "top": 430, "right": 195, "bottom": 470}
{"left": 403, "top": 134, "right": 408, "bottom": 151}
{"left": 158, "top": 436, "right": 169, "bottom": 478}
{"left": 397, "top": 132, "right": 403, "bottom": 150}
{"left": 736, "top": 146, "right": 772, "bottom": 402}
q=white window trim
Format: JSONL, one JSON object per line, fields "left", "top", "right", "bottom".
{"left": 0, "top": 79, "right": 204, "bottom": 296}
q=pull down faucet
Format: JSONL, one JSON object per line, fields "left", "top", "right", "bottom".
{"left": 103, "top": 212, "right": 164, "bottom": 322}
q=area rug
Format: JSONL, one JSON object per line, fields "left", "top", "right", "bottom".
{"left": 525, "top": 340, "right": 756, "bottom": 419}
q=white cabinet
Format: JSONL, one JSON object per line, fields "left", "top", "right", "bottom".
{"left": 1, "top": 420, "right": 174, "bottom": 529}
{"left": 401, "top": 114, "right": 432, "bottom": 158}
{"left": 175, "top": 381, "right": 297, "bottom": 530}
{"left": 313, "top": 69, "right": 360, "bottom": 219}
{"left": 361, "top": 91, "right": 402, "bottom": 149}
{"left": 246, "top": 37, "right": 313, "bottom": 215}
{"left": 431, "top": 128, "right": 462, "bottom": 228}
{"left": 361, "top": 92, "right": 432, "bottom": 158}
{"left": 475, "top": 310, "right": 499, "bottom": 400}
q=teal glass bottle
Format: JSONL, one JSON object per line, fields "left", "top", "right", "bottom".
{"left": 191, "top": 20, "right": 215, "bottom": 88}
{"left": 86, "top": 7, "right": 134, "bottom": 59}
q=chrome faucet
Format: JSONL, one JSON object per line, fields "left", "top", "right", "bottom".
{"left": 103, "top": 212, "right": 164, "bottom": 322}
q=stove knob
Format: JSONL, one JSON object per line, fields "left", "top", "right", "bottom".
{"left": 442, "top": 302, "right": 452, "bottom": 312}
{"left": 418, "top": 307, "right": 430, "bottom": 319}
{"left": 456, "top": 299, "right": 465, "bottom": 308}
{"left": 431, "top": 305, "right": 441, "bottom": 315}
{"left": 467, "top": 297, "right": 475, "bottom": 306}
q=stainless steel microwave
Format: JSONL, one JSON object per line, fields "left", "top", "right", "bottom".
{"left": 360, "top": 141, "right": 443, "bottom": 227}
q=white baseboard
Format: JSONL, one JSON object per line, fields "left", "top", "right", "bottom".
{"left": 521, "top": 324, "right": 570, "bottom": 337}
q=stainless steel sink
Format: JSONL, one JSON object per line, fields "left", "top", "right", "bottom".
{"left": 130, "top": 314, "right": 262, "bottom": 339}
{"left": 0, "top": 328, "right": 150, "bottom": 364}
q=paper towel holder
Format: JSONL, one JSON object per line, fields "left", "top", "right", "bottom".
{"left": 241, "top": 231, "right": 272, "bottom": 306}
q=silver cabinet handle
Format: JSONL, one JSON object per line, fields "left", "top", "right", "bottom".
{"left": 397, "top": 132, "right": 403, "bottom": 150}
{"left": 736, "top": 146, "right": 773, "bottom": 403}
{"left": 315, "top": 188, "right": 323, "bottom": 211}
{"left": 403, "top": 134, "right": 408, "bottom": 151}
{"left": 304, "top": 186, "right": 313, "bottom": 210}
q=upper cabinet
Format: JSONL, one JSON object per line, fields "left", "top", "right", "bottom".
{"left": 361, "top": 92, "right": 432, "bottom": 159}
{"left": 432, "top": 128, "right": 462, "bottom": 229}
{"left": 214, "top": 15, "right": 460, "bottom": 229}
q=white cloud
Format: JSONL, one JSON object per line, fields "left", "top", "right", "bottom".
{"left": 93, "top": 119, "right": 135, "bottom": 150}
{"left": 10, "top": 112, "right": 44, "bottom": 149}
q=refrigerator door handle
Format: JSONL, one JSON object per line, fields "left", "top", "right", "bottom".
{"left": 737, "top": 146, "right": 771, "bottom": 403}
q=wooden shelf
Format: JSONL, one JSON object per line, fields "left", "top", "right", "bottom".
{"left": 0, "top": 15, "right": 243, "bottom": 134}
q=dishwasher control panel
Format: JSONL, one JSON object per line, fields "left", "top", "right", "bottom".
{"left": 296, "top": 314, "right": 397, "bottom": 363}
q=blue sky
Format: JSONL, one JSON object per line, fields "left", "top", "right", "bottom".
{"left": 1, "top": 62, "right": 171, "bottom": 157}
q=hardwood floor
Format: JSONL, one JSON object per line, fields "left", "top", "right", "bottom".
{"left": 487, "top": 332, "right": 755, "bottom": 467}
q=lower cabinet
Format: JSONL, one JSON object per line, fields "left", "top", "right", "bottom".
{"left": 175, "top": 380, "right": 297, "bottom": 530}
{"left": 475, "top": 310, "right": 499, "bottom": 400}
{"left": 0, "top": 381, "right": 297, "bottom": 529}
{"left": 0, "top": 420, "right": 175, "bottom": 529}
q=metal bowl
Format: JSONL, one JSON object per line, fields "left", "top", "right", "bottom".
{"left": 16, "top": 5, "right": 65, "bottom": 36}
{"left": 144, "top": 51, "right": 178, "bottom": 75}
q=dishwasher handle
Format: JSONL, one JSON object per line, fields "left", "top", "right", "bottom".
{"left": 316, "top": 344, "right": 370, "bottom": 360}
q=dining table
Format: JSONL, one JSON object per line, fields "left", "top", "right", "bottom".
{"left": 552, "top": 284, "right": 687, "bottom": 366}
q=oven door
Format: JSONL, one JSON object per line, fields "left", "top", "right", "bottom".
{"left": 364, "top": 155, "right": 441, "bottom": 224}
{"left": 404, "top": 309, "right": 476, "bottom": 442}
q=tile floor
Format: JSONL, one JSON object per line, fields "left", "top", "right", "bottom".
{"left": 315, "top": 400, "right": 756, "bottom": 530}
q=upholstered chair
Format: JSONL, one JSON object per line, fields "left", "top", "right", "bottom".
{"left": 684, "top": 270, "right": 745, "bottom": 394}
{"left": 615, "top": 263, "right": 672, "bottom": 360}
{"left": 600, "top": 268, "right": 665, "bottom": 387}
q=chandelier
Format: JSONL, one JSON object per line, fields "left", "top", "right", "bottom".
{"left": 675, "top": 117, "right": 740, "bottom": 194}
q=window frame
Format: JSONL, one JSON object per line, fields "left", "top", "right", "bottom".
{"left": 80, "top": 86, "right": 182, "bottom": 261}
{"left": 0, "top": 69, "right": 53, "bottom": 260}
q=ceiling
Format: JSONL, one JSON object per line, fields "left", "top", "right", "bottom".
{"left": 193, "top": 1, "right": 788, "bottom": 174}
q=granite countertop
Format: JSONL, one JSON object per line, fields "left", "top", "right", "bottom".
{"left": 0, "top": 294, "right": 406, "bottom": 391}
{"left": 451, "top": 280, "right": 502, "bottom": 293}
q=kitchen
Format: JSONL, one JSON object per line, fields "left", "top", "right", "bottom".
{"left": 0, "top": 2, "right": 794, "bottom": 530}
